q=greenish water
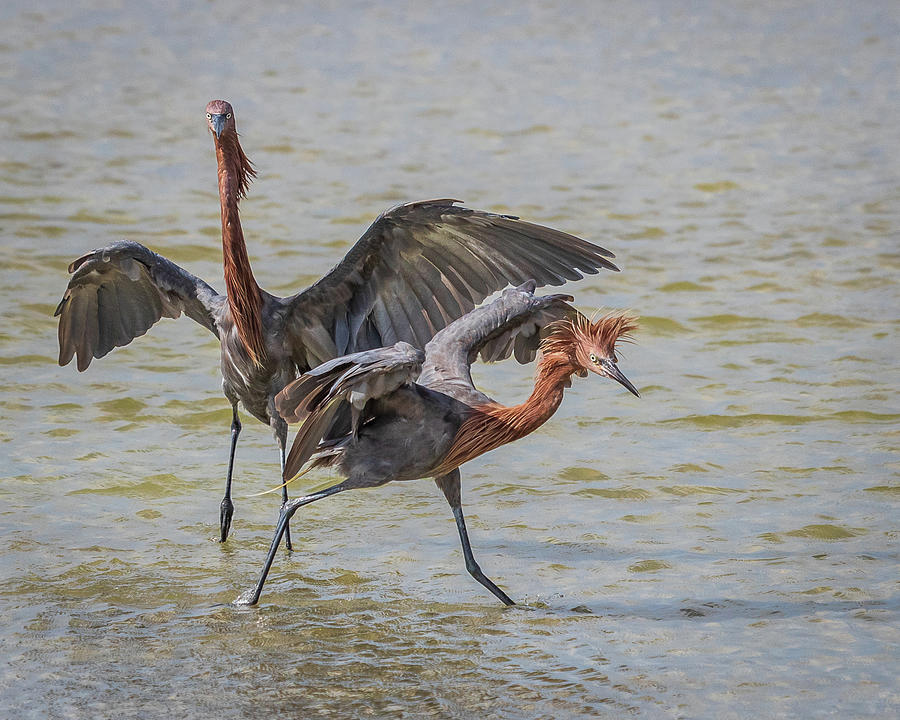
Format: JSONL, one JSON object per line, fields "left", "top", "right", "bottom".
{"left": 1, "top": 1, "right": 898, "bottom": 717}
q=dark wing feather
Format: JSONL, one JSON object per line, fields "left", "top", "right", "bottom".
{"left": 417, "top": 280, "right": 577, "bottom": 405}
{"left": 55, "top": 241, "right": 223, "bottom": 371}
{"left": 281, "top": 199, "right": 617, "bottom": 370}
{"left": 275, "top": 341, "right": 424, "bottom": 421}
{"left": 277, "top": 342, "right": 425, "bottom": 479}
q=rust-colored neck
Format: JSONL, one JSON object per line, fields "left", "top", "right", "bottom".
{"left": 433, "top": 351, "right": 577, "bottom": 475}
{"left": 215, "top": 132, "right": 265, "bottom": 366}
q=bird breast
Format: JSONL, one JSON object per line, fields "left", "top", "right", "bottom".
{"left": 219, "top": 320, "right": 275, "bottom": 422}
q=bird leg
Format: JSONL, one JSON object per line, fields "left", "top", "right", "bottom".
{"left": 219, "top": 404, "right": 241, "bottom": 542}
{"left": 277, "top": 436, "right": 293, "bottom": 552}
{"left": 434, "top": 470, "right": 515, "bottom": 606}
{"left": 235, "top": 482, "right": 349, "bottom": 606}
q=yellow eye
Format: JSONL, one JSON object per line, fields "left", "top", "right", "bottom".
{"left": 589, "top": 353, "right": 599, "bottom": 364}
{"left": 226, "top": 112, "right": 231, "bottom": 118}
{"left": 206, "top": 113, "right": 212, "bottom": 119}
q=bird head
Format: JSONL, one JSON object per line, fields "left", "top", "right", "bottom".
{"left": 206, "top": 99, "right": 235, "bottom": 140}
{"left": 543, "top": 312, "right": 640, "bottom": 397}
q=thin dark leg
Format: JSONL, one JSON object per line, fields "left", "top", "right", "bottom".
{"left": 435, "top": 470, "right": 515, "bottom": 606}
{"left": 451, "top": 507, "right": 515, "bottom": 606}
{"left": 219, "top": 404, "right": 241, "bottom": 542}
{"left": 235, "top": 482, "right": 348, "bottom": 606}
{"left": 277, "top": 436, "right": 293, "bottom": 552}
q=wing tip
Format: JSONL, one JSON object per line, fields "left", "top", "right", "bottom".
{"left": 587, "top": 257, "right": 621, "bottom": 273}
{"left": 75, "top": 352, "right": 92, "bottom": 372}
{"left": 57, "top": 344, "right": 75, "bottom": 368}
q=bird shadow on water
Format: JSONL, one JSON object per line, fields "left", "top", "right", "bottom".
{"left": 518, "top": 594, "right": 896, "bottom": 625}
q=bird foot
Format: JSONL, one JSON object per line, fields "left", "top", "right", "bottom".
{"left": 219, "top": 497, "right": 234, "bottom": 542}
{"left": 233, "top": 589, "right": 258, "bottom": 606}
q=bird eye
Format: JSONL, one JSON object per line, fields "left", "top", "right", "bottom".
{"left": 206, "top": 113, "right": 212, "bottom": 119}
{"left": 589, "top": 353, "right": 599, "bottom": 364}
{"left": 226, "top": 113, "right": 231, "bottom": 118}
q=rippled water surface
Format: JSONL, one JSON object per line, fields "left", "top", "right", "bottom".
{"left": 2, "top": 1, "right": 898, "bottom": 717}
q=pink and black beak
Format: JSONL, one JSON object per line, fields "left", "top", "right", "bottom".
{"left": 600, "top": 358, "right": 640, "bottom": 397}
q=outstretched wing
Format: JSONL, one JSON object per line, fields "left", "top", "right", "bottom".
{"left": 417, "top": 280, "right": 576, "bottom": 405}
{"left": 282, "top": 199, "right": 617, "bottom": 369}
{"left": 276, "top": 342, "right": 425, "bottom": 479}
{"left": 55, "top": 241, "right": 224, "bottom": 371}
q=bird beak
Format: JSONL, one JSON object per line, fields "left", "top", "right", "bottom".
{"left": 210, "top": 114, "right": 226, "bottom": 139}
{"left": 600, "top": 358, "right": 640, "bottom": 397}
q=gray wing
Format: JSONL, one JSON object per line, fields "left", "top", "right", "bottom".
{"left": 281, "top": 199, "right": 617, "bottom": 369}
{"left": 55, "top": 241, "right": 223, "bottom": 371}
{"left": 418, "top": 280, "right": 576, "bottom": 405}
{"left": 276, "top": 341, "right": 425, "bottom": 479}
{"left": 275, "top": 341, "right": 424, "bottom": 423}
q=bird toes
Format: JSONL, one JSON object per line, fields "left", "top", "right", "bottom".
{"left": 219, "top": 497, "right": 234, "bottom": 542}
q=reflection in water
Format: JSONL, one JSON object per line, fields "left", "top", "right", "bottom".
{"left": 1, "top": 0, "right": 898, "bottom": 717}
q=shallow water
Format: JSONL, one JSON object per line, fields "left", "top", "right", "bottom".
{"left": 1, "top": 0, "right": 898, "bottom": 717}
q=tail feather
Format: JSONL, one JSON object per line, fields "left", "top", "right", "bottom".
{"left": 276, "top": 363, "right": 348, "bottom": 423}
{"left": 283, "top": 396, "right": 343, "bottom": 481}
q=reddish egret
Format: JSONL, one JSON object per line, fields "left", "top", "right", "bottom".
{"left": 55, "top": 99, "right": 619, "bottom": 546}
{"left": 237, "top": 281, "right": 639, "bottom": 606}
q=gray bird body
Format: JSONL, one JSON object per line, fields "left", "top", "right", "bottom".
{"left": 279, "top": 281, "right": 576, "bottom": 486}
{"left": 241, "top": 281, "right": 640, "bottom": 606}
{"left": 337, "top": 385, "right": 464, "bottom": 483}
